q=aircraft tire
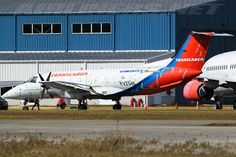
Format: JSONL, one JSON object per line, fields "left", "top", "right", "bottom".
{"left": 78, "top": 104, "right": 88, "bottom": 110}
{"left": 60, "top": 103, "right": 66, "bottom": 109}
{"left": 113, "top": 104, "right": 122, "bottom": 110}
{"left": 233, "top": 101, "right": 236, "bottom": 110}
{"left": 215, "top": 100, "right": 223, "bottom": 110}
{"left": 23, "top": 106, "right": 29, "bottom": 110}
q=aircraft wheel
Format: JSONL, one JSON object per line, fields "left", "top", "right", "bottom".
{"left": 113, "top": 104, "right": 122, "bottom": 110}
{"left": 215, "top": 100, "right": 223, "bottom": 110}
{"left": 60, "top": 103, "right": 66, "bottom": 109}
{"left": 78, "top": 99, "right": 88, "bottom": 110}
{"left": 23, "top": 106, "right": 29, "bottom": 110}
{"left": 233, "top": 101, "right": 236, "bottom": 110}
{"left": 78, "top": 104, "right": 87, "bottom": 110}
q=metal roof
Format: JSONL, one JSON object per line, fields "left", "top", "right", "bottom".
{"left": 0, "top": 0, "right": 217, "bottom": 14}
{"left": 0, "top": 51, "right": 175, "bottom": 62}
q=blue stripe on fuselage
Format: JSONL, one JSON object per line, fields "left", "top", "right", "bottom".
{"left": 113, "top": 35, "right": 192, "bottom": 97}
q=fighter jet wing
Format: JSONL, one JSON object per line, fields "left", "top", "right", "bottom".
{"left": 40, "top": 81, "right": 99, "bottom": 95}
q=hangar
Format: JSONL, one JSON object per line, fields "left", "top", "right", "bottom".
{"left": 0, "top": 0, "right": 235, "bottom": 105}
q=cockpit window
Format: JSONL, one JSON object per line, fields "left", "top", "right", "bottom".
{"left": 27, "top": 76, "right": 38, "bottom": 83}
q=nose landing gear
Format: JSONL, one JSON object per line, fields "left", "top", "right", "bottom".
{"left": 214, "top": 96, "right": 222, "bottom": 110}
{"left": 22, "top": 99, "right": 29, "bottom": 110}
{"left": 78, "top": 99, "right": 88, "bottom": 110}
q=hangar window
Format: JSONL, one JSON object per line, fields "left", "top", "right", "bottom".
{"left": 72, "top": 24, "right": 81, "bottom": 33}
{"left": 72, "top": 23, "right": 111, "bottom": 34}
{"left": 82, "top": 24, "right": 91, "bottom": 33}
{"left": 52, "top": 24, "right": 61, "bottom": 34}
{"left": 33, "top": 24, "right": 42, "bottom": 34}
{"left": 23, "top": 23, "right": 61, "bottom": 35}
{"left": 102, "top": 23, "right": 111, "bottom": 33}
{"left": 43, "top": 24, "right": 52, "bottom": 33}
{"left": 92, "top": 23, "right": 101, "bottom": 33}
{"left": 23, "top": 24, "right": 32, "bottom": 34}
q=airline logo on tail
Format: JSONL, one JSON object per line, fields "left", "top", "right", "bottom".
{"left": 168, "top": 32, "right": 214, "bottom": 71}
{"left": 176, "top": 58, "right": 204, "bottom": 62}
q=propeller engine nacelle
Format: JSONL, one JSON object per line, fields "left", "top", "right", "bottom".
{"left": 183, "top": 80, "right": 214, "bottom": 101}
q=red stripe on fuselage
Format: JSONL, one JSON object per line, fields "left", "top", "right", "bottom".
{"left": 136, "top": 68, "right": 201, "bottom": 95}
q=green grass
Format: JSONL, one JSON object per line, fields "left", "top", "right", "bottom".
{"left": 1, "top": 109, "right": 236, "bottom": 120}
{"left": 0, "top": 134, "right": 235, "bottom": 157}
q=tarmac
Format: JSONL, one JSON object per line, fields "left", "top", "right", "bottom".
{"left": 0, "top": 120, "right": 236, "bottom": 143}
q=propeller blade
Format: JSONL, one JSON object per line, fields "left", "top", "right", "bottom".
{"left": 46, "top": 72, "right": 52, "bottom": 81}
{"left": 38, "top": 73, "right": 45, "bottom": 81}
{"left": 39, "top": 72, "right": 52, "bottom": 100}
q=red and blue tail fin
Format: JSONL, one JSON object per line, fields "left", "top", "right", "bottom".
{"left": 168, "top": 32, "right": 214, "bottom": 71}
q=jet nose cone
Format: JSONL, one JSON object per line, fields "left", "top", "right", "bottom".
{"left": 2, "top": 88, "right": 19, "bottom": 99}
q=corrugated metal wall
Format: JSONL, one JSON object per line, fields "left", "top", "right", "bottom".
{"left": 115, "top": 13, "right": 175, "bottom": 51}
{"left": 17, "top": 15, "right": 67, "bottom": 51}
{"left": 0, "top": 61, "right": 144, "bottom": 81}
{"left": 0, "top": 16, "right": 15, "bottom": 51}
{"left": 68, "top": 14, "right": 113, "bottom": 51}
{"left": 175, "top": 0, "right": 236, "bottom": 104}
{"left": 86, "top": 62, "right": 143, "bottom": 69}
{"left": 0, "top": 63, "right": 36, "bottom": 81}
{"left": 0, "top": 12, "right": 175, "bottom": 52}
{"left": 39, "top": 62, "right": 86, "bottom": 73}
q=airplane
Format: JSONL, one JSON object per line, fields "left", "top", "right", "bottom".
{"left": 184, "top": 50, "right": 236, "bottom": 109}
{"left": 2, "top": 31, "right": 214, "bottom": 110}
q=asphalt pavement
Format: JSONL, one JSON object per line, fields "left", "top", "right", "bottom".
{"left": 0, "top": 120, "right": 236, "bottom": 143}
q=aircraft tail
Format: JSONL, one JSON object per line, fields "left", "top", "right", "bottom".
{"left": 167, "top": 32, "right": 214, "bottom": 71}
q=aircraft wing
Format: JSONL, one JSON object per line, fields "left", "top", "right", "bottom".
{"left": 197, "top": 74, "right": 224, "bottom": 89}
{"left": 197, "top": 73, "right": 221, "bottom": 82}
{"left": 225, "top": 77, "right": 236, "bottom": 89}
{"left": 198, "top": 74, "right": 236, "bottom": 89}
{"left": 40, "top": 81, "right": 99, "bottom": 95}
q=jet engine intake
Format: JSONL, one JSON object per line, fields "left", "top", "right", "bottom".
{"left": 183, "top": 80, "right": 213, "bottom": 101}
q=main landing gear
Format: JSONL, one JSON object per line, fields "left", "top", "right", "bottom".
{"left": 213, "top": 97, "right": 236, "bottom": 110}
{"left": 113, "top": 100, "right": 122, "bottom": 110}
{"left": 214, "top": 97, "right": 223, "bottom": 110}
{"left": 22, "top": 99, "right": 29, "bottom": 110}
{"left": 233, "top": 100, "right": 236, "bottom": 110}
{"left": 78, "top": 99, "right": 88, "bottom": 110}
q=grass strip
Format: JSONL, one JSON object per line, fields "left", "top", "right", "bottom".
{"left": 0, "top": 133, "right": 235, "bottom": 157}
{"left": 0, "top": 109, "right": 236, "bottom": 120}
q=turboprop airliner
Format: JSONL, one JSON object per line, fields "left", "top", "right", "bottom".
{"left": 3, "top": 32, "right": 214, "bottom": 110}
{"left": 184, "top": 51, "right": 236, "bottom": 109}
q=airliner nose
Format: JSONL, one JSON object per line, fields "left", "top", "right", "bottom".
{"left": 2, "top": 87, "right": 20, "bottom": 99}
